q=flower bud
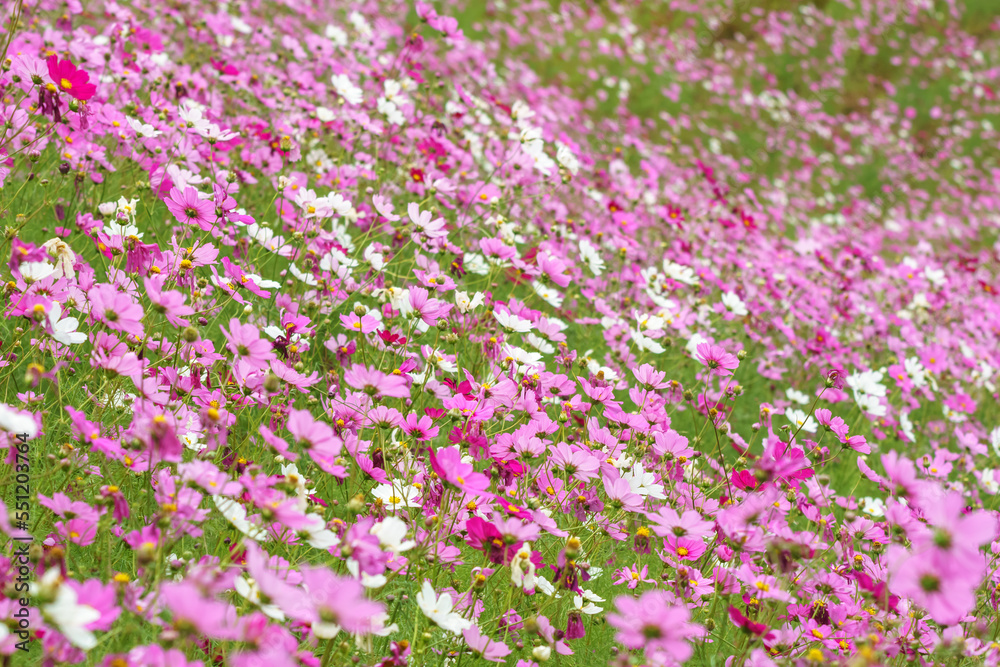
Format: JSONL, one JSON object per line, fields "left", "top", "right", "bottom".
{"left": 532, "top": 646, "right": 551, "bottom": 662}
{"left": 347, "top": 494, "right": 366, "bottom": 513}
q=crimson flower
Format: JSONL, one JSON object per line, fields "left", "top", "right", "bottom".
{"left": 47, "top": 56, "right": 97, "bottom": 100}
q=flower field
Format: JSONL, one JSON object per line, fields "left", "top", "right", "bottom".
{"left": 1, "top": 0, "right": 1000, "bottom": 665}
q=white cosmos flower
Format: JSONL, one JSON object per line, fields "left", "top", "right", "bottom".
{"left": 662, "top": 259, "right": 699, "bottom": 285}
{"left": 621, "top": 462, "right": 666, "bottom": 499}
{"left": 0, "top": 403, "right": 37, "bottom": 438}
{"left": 331, "top": 73, "right": 363, "bottom": 105}
{"left": 289, "top": 264, "right": 318, "bottom": 286}
{"left": 503, "top": 344, "right": 544, "bottom": 371}
{"left": 42, "top": 583, "right": 100, "bottom": 650}
{"left": 721, "top": 291, "right": 748, "bottom": 316}
{"left": 494, "top": 308, "right": 532, "bottom": 333}
{"left": 511, "top": 543, "right": 537, "bottom": 592}
{"left": 631, "top": 329, "right": 664, "bottom": 354}
{"left": 347, "top": 558, "right": 388, "bottom": 589}
{"left": 899, "top": 412, "right": 915, "bottom": 442}
{"left": 991, "top": 426, "right": 1000, "bottom": 457}
{"left": 981, "top": 469, "right": 999, "bottom": 495}
{"left": 526, "top": 333, "right": 555, "bottom": 355}
{"left": 244, "top": 273, "right": 281, "bottom": 289}
{"left": 213, "top": 496, "right": 268, "bottom": 542}
{"left": 786, "top": 388, "right": 810, "bottom": 405}
{"left": 854, "top": 393, "right": 887, "bottom": 418}
{"left": 846, "top": 370, "right": 887, "bottom": 397}
{"left": 578, "top": 239, "right": 604, "bottom": 275}
{"left": 535, "top": 575, "right": 557, "bottom": 597}
{"left": 372, "top": 482, "right": 421, "bottom": 510}
{"left": 235, "top": 575, "right": 285, "bottom": 620}
{"left": 48, "top": 303, "right": 86, "bottom": 346}
{"left": 572, "top": 594, "right": 603, "bottom": 615}
{"left": 904, "top": 357, "right": 928, "bottom": 388}
{"left": 462, "top": 253, "right": 490, "bottom": 275}
{"left": 19, "top": 261, "right": 55, "bottom": 283}
{"left": 363, "top": 245, "right": 385, "bottom": 270}
{"left": 316, "top": 106, "right": 336, "bottom": 122}
{"left": 42, "top": 238, "right": 76, "bottom": 278}
{"left": 126, "top": 117, "right": 162, "bottom": 137}
{"left": 370, "top": 516, "right": 415, "bottom": 553}
{"left": 415, "top": 581, "right": 471, "bottom": 635}
{"left": 785, "top": 408, "right": 817, "bottom": 433}
{"left": 531, "top": 281, "right": 563, "bottom": 308}
{"left": 556, "top": 142, "right": 580, "bottom": 175}
{"left": 633, "top": 310, "right": 665, "bottom": 332}
{"left": 455, "top": 290, "right": 485, "bottom": 313}
{"left": 685, "top": 332, "right": 709, "bottom": 357}
{"left": 859, "top": 497, "right": 885, "bottom": 517}
{"left": 195, "top": 123, "right": 239, "bottom": 142}
{"left": 298, "top": 513, "right": 340, "bottom": 549}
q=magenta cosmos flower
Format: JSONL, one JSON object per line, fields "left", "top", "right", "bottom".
{"left": 695, "top": 342, "right": 740, "bottom": 376}
{"left": 165, "top": 186, "right": 216, "bottom": 229}
{"left": 428, "top": 445, "right": 491, "bottom": 495}
{"left": 47, "top": 56, "right": 97, "bottom": 100}
{"left": 607, "top": 590, "right": 702, "bottom": 665}
{"left": 88, "top": 283, "right": 144, "bottom": 337}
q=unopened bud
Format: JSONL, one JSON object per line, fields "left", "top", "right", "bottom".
{"left": 347, "top": 494, "right": 365, "bottom": 513}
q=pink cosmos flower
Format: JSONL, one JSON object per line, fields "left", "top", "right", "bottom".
{"left": 661, "top": 535, "right": 707, "bottom": 561}
{"left": 886, "top": 545, "right": 981, "bottom": 626}
{"left": 463, "top": 624, "right": 511, "bottom": 663}
{"left": 402, "top": 413, "right": 439, "bottom": 441}
{"left": 613, "top": 563, "right": 655, "bottom": 589}
{"left": 409, "top": 286, "right": 453, "bottom": 325}
{"left": 160, "top": 581, "right": 241, "bottom": 640}
{"left": 603, "top": 475, "right": 644, "bottom": 513}
{"left": 428, "top": 446, "right": 491, "bottom": 495}
{"left": 144, "top": 276, "right": 194, "bottom": 327}
{"left": 340, "top": 312, "right": 380, "bottom": 333}
{"left": 298, "top": 566, "right": 387, "bottom": 636}
{"left": 647, "top": 507, "right": 714, "bottom": 540}
{"left": 343, "top": 364, "right": 410, "bottom": 399}
{"left": 286, "top": 409, "right": 342, "bottom": 457}
{"left": 220, "top": 318, "right": 276, "bottom": 370}
{"left": 608, "top": 590, "right": 702, "bottom": 664}
{"left": 47, "top": 56, "right": 97, "bottom": 100}
{"left": 88, "top": 284, "right": 144, "bottom": 337}
{"left": 695, "top": 342, "right": 739, "bottom": 376}
{"left": 549, "top": 442, "right": 599, "bottom": 482}
{"left": 407, "top": 203, "right": 448, "bottom": 239}
{"left": 165, "top": 186, "right": 216, "bottom": 229}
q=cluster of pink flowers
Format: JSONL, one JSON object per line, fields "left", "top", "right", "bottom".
{"left": 0, "top": 1, "right": 999, "bottom": 666}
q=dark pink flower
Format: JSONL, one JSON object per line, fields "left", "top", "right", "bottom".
{"left": 165, "top": 186, "right": 216, "bottom": 229}
{"left": 47, "top": 56, "right": 96, "bottom": 100}
{"left": 695, "top": 343, "right": 739, "bottom": 376}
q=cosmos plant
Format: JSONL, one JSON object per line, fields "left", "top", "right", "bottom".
{"left": 1, "top": 1, "right": 1000, "bottom": 667}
